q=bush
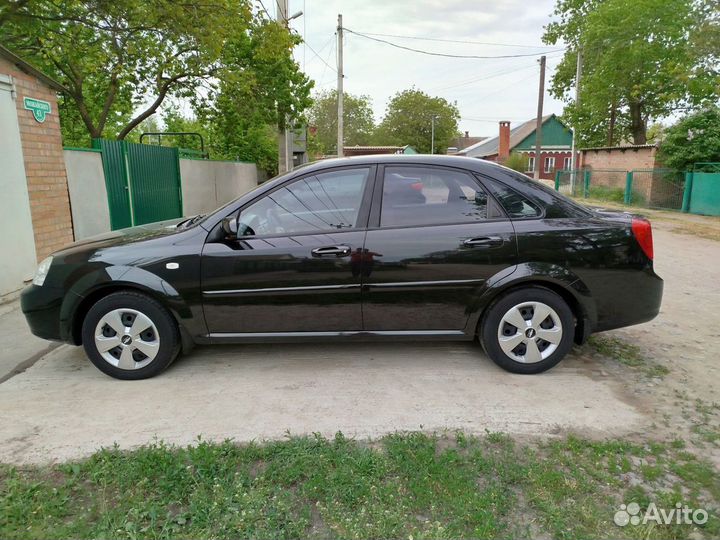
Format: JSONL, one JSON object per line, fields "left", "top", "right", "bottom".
{"left": 502, "top": 152, "right": 529, "bottom": 173}
{"left": 658, "top": 107, "right": 720, "bottom": 171}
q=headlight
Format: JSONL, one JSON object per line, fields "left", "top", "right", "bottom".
{"left": 32, "top": 256, "right": 53, "bottom": 286}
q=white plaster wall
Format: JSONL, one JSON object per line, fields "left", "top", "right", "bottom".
{"left": 180, "top": 159, "right": 259, "bottom": 216}
{"left": 0, "top": 75, "right": 39, "bottom": 297}
{"left": 64, "top": 149, "right": 111, "bottom": 239}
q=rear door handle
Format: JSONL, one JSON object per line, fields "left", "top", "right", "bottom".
{"left": 463, "top": 236, "right": 504, "bottom": 247}
{"left": 311, "top": 245, "right": 351, "bottom": 257}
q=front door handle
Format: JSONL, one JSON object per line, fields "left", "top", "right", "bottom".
{"left": 463, "top": 236, "right": 504, "bottom": 247}
{"left": 311, "top": 245, "right": 351, "bottom": 257}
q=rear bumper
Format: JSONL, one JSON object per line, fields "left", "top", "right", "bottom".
{"left": 593, "top": 268, "right": 663, "bottom": 332}
{"left": 20, "top": 284, "right": 65, "bottom": 342}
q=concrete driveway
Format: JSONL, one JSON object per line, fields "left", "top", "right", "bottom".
{"left": 0, "top": 218, "right": 717, "bottom": 464}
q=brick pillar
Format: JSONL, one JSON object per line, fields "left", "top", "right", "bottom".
{"left": 1, "top": 57, "right": 75, "bottom": 261}
{"left": 498, "top": 121, "right": 511, "bottom": 160}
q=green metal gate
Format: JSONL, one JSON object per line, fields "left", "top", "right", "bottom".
{"left": 93, "top": 139, "right": 183, "bottom": 229}
{"left": 687, "top": 163, "right": 720, "bottom": 216}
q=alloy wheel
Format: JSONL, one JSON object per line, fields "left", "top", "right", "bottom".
{"left": 496, "top": 301, "right": 563, "bottom": 363}
{"left": 94, "top": 308, "right": 160, "bottom": 370}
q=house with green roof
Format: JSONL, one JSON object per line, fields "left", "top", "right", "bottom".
{"left": 456, "top": 114, "right": 574, "bottom": 180}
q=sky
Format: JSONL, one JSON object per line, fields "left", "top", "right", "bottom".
{"left": 280, "top": 0, "right": 568, "bottom": 139}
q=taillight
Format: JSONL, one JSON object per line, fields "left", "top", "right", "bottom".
{"left": 410, "top": 182, "right": 424, "bottom": 191}
{"left": 631, "top": 217, "right": 653, "bottom": 260}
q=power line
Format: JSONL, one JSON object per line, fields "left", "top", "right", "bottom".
{"left": 305, "top": 38, "right": 337, "bottom": 73}
{"left": 350, "top": 31, "right": 561, "bottom": 50}
{"left": 344, "top": 28, "right": 566, "bottom": 59}
{"left": 256, "top": 0, "right": 272, "bottom": 19}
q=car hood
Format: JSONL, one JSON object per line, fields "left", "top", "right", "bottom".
{"left": 54, "top": 218, "right": 190, "bottom": 257}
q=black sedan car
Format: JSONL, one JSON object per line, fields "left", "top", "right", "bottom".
{"left": 21, "top": 155, "right": 662, "bottom": 379}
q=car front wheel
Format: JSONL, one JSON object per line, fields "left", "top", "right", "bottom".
{"left": 81, "top": 291, "right": 180, "bottom": 380}
{"left": 481, "top": 286, "right": 574, "bottom": 374}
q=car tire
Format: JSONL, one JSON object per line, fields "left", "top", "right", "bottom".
{"left": 480, "top": 286, "right": 574, "bottom": 374}
{"left": 81, "top": 291, "right": 180, "bottom": 380}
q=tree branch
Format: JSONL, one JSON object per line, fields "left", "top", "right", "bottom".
{"left": 116, "top": 73, "right": 191, "bottom": 139}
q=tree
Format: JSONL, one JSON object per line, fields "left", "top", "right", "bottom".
{"left": 544, "top": 0, "right": 719, "bottom": 147}
{"left": 658, "top": 107, "right": 720, "bottom": 171}
{"left": 307, "top": 90, "right": 375, "bottom": 155}
{"left": 376, "top": 88, "right": 459, "bottom": 153}
{"left": 196, "top": 16, "right": 313, "bottom": 174}
{"left": 1, "top": 0, "right": 250, "bottom": 144}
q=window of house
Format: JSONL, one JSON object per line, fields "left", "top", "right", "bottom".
{"left": 380, "top": 166, "right": 490, "bottom": 227}
{"left": 544, "top": 156, "right": 556, "bottom": 173}
{"left": 563, "top": 156, "right": 572, "bottom": 170}
{"left": 238, "top": 168, "right": 370, "bottom": 236}
{"left": 526, "top": 156, "right": 535, "bottom": 173}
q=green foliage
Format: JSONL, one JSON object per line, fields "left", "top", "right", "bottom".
{"left": 502, "top": 152, "right": 529, "bottom": 173}
{"left": 375, "top": 88, "right": 460, "bottom": 153}
{"left": 307, "top": 90, "right": 375, "bottom": 156}
{"left": 544, "top": 0, "right": 719, "bottom": 146}
{"left": 658, "top": 107, "right": 720, "bottom": 171}
{"left": 1, "top": 0, "right": 253, "bottom": 143}
{"left": 1, "top": 432, "right": 719, "bottom": 539}
{"left": 0, "top": 1, "right": 311, "bottom": 169}
{"left": 196, "top": 16, "right": 313, "bottom": 173}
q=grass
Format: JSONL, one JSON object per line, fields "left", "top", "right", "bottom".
{"left": 586, "top": 335, "right": 670, "bottom": 378}
{"left": 1, "top": 432, "right": 717, "bottom": 540}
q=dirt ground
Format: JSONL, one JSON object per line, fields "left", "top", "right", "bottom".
{"left": 0, "top": 209, "right": 718, "bottom": 465}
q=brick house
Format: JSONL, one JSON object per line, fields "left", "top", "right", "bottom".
{"left": 457, "top": 114, "right": 574, "bottom": 180}
{"left": 0, "top": 45, "right": 74, "bottom": 297}
{"left": 447, "top": 131, "right": 487, "bottom": 154}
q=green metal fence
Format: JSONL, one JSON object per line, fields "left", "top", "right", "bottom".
{"left": 685, "top": 163, "right": 720, "bottom": 216}
{"left": 554, "top": 168, "right": 686, "bottom": 211}
{"left": 93, "top": 139, "right": 183, "bottom": 229}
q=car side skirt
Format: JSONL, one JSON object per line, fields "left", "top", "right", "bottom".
{"left": 203, "top": 330, "right": 470, "bottom": 344}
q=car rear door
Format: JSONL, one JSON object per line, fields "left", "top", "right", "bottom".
{"left": 361, "top": 164, "right": 517, "bottom": 332}
{"left": 201, "top": 165, "right": 375, "bottom": 336}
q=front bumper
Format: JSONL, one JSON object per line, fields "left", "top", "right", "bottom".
{"left": 20, "top": 284, "right": 66, "bottom": 342}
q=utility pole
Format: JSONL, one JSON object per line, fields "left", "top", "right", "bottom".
{"left": 277, "top": 0, "right": 290, "bottom": 174}
{"left": 569, "top": 48, "right": 582, "bottom": 189}
{"left": 430, "top": 114, "right": 438, "bottom": 154}
{"left": 533, "top": 55, "right": 546, "bottom": 180}
{"left": 336, "top": 13, "right": 344, "bottom": 157}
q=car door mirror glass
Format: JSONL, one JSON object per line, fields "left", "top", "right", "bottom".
{"left": 221, "top": 214, "right": 239, "bottom": 238}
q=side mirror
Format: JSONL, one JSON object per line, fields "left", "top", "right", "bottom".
{"left": 221, "top": 214, "right": 239, "bottom": 238}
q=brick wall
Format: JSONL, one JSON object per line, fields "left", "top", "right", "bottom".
{"left": 0, "top": 57, "right": 74, "bottom": 261}
{"left": 580, "top": 146, "right": 658, "bottom": 171}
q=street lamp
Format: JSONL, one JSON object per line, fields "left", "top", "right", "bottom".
{"left": 287, "top": 10, "right": 303, "bottom": 21}
{"left": 430, "top": 114, "right": 439, "bottom": 155}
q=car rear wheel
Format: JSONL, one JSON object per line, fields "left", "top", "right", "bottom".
{"left": 81, "top": 291, "right": 180, "bottom": 380}
{"left": 480, "top": 286, "right": 574, "bottom": 374}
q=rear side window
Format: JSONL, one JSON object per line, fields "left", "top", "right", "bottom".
{"left": 380, "top": 166, "right": 491, "bottom": 227}
{"left": 482, "top": 177, "right": 541, "bottom": 219}
{"left": 482, "top": 169, "right": 593, "bottom": 219}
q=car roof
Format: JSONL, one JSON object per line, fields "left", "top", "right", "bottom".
{"left": 293, "top": 154, "right": 506, "bottom": 177}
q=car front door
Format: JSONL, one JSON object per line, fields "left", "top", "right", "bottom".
{"left": 361, "top": 164, "right": 518, "bottom": 332}
{"left": 201, "top": 165, "right": 374, "bottom": 336}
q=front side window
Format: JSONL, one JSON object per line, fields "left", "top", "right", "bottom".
{"left": 380, "top": 166, "right": 489, "bottom": 227}
{"left": 238, "top": 168, "right": 369, "bottom": 236}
